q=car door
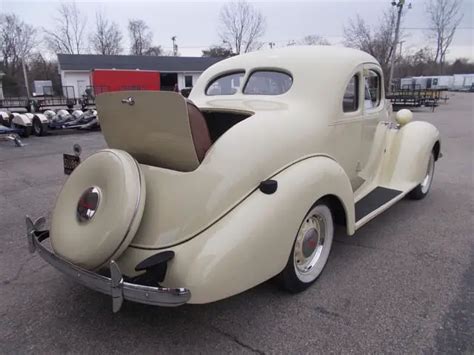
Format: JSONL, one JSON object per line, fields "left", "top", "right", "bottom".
{"left": 329, "top": 67, "right": 365, "bottom": 191}
{"left": 358, "top": 65, "right": 389, "bottom": 182}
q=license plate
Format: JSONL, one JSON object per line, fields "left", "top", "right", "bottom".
{"left": 63, "top": 154, "right": 81, "bottom": 175}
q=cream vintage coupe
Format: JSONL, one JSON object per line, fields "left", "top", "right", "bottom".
{"left": 26, "top": 46, "right": 441, "bottom": 312}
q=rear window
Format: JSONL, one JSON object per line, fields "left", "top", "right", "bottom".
{"left": 206, "top": 72, "right": 244, "bottom": 96}
{"left": 243, "top": 71, "right": 293, "bottom": 95}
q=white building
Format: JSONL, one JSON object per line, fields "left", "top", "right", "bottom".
{"left": 58, "top": 54, "right": 223, "bottom": 98}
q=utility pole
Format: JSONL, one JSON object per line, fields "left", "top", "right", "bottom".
{"left": 399, "top": 40, "right": 405, "bottom": 57}
{"left": 388, "top": 0, "right": 405, "bottom": 94}
{"left": 22, "top": 58, "right": 30, "bottom": 100}
{"left": 171, "top": 36, "right": 178, "bottom": 56}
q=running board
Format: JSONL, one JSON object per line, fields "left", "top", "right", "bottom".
{"left": 355, "top": 187, "right": 404, "bottom": 229}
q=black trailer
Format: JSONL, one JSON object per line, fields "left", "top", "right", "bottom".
{"left": 387, "top": 86, "right": 443, "bottom": 112}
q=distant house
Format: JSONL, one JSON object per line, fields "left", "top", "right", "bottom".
{"left": 57, "top": 54, "right": 223, "bottom": 98}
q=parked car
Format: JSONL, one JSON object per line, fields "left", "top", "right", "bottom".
{"left": 26, "top": 46, "right": 441, "bottom": 312}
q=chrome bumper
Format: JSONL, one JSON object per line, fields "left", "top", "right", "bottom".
{"left": 26, "top": 216, "right": 191, "bottom": 312}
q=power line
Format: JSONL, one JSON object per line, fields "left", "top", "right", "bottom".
{"left": 401, "top": 27, "right": 474, "bottom": 30}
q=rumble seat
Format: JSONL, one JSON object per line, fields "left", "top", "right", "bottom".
{"left": 186, "top": 100, "right": 212, "bottom": 162}
{"left": 96, "top": 91, "right": 211, "bottom": 172}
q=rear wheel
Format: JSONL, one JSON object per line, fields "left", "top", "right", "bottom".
{"left": 14, "top": 123, "right": 30, "bottom": 138}
{"left": 32, "top": 118, "right": 46, "bottom": 136}
{"left": 409, "top": 152, "right": 435, "bottom": 200}
{"left": 278, "top": 202, "right": 334, "bottom": 293}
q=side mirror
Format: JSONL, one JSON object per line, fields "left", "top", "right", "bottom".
{"left": 396, "top": 109, "right": 413, "bottom": 126}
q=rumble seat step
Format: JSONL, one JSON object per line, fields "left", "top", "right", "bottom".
{"left": 355, "top": 187, "right": 403, "bottom": 222}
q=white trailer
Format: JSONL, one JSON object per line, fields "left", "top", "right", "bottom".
{"left": 453, "top": 74, "right": 474, "bottom": 91}
{"left": 400, "top": 75, "right": 468, "bottom": 91}
{"left": 430, "top": 76, "right": 454, "bottom": 90}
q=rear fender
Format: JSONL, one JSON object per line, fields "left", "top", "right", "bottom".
{"left": 118, "top": 156, "right": 355, "bottom": 304}
{"left": 33, "top": 113, "right": 49, "bottom": 124}
{"left": 382, "top": 121, "right": 440, "bottom": 188}
{"left": 0, "top": 111, "right": 9, "bottom": 125}
{"left": 11, "top": 113, "right": 32, "bottom": 126}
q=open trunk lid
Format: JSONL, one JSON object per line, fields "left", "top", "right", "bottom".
{"left": 96, "top": 91, "right": 200, "bottom": 172}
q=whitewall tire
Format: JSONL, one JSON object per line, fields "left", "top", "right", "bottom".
{"left": 409, "top": 152, "right": 435, "bottom": 200}
{"left": 278, "top": 202, "right": 334, "bottom": 292}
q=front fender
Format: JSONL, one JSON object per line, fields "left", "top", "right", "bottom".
{"left": 118, "top": 156, "right": 355, "bottom": 304}
{"left": 382, "top": 121, "right": 440, "bottom": 189}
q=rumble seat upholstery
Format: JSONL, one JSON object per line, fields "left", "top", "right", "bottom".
{"left": 187, "top": 101, "right": 212, "bottom": 162}
{"left": 96, "top": 91, "right": 211, "bottom": 172}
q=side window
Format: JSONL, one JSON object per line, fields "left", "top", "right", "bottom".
{"left": 343, "top": 74, "right": 359, "bottom": 113}
{"left": 364, "top": 70, "right": 381, "bottom": 110}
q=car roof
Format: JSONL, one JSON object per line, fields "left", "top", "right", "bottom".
{"left": 209, "top": 46, "right": 376, "bottom": 72}
{"left": 191, "top": 46, "right": 379, "bottom": 107}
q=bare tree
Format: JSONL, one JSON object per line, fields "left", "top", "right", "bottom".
{"left": 128, "top": 19, "right": 152, "bottom": 55}
{"left": 0, "top": 13, "right": 38, "bottom": 96}
{"left": 90, "top": 11, "right": 123, "bottom": 55}
{"left": 28, "top": 53, "right": 62, "bottom": 94}
{"left": 300, "top": 35, "right": 330, "bottom": 46}
{"left": 219, "top": 0, "right": 266, "bottom": 54}
{"left": 343, "top": 10, "right": 399, "bottom": 87}
{"left": 144, "top": 46, "right": 163, "bottom": 56}
{"left": 202, "top": 45, "right": 234, "bottom": 58}
{"left": 44, "top": 2, "right": 87, "bottom": 54}
{"left": 0, "top": 14, "right": 37, "bottom": 70}
{"left": 426, "top": 0, "right": 463, "bottom": 72}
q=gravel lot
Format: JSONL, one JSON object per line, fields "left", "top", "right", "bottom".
{"left": 1, "top": 93, "right": 473, "bottom": 354}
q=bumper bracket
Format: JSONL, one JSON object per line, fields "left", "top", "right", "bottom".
{"left": 25, "top": 216, "right": 191, "bottom": 312}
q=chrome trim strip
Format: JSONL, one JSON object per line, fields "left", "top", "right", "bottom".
{"left": 26, "top": 216, "right": 190, "bottom": 312}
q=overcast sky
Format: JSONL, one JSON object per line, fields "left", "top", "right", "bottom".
{"left": 2, "top": 0, "right": 473, "bottom": 60}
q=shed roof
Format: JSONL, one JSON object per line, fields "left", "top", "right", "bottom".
{"left": 57, "top": 54, "right": 223, "bottom": 72}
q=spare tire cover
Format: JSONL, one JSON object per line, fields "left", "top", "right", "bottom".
{"left": 51, "top": 149, "right": 146, "bottom": 270}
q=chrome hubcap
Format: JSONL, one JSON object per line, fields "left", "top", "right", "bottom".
{"left": 294, "top": 214, "right": 325, "bottom": 274}
{"left": 421, "top": 155, "right": 435, "bottom": 194}
{"left": 76, "top": 187, "right": 101, "bottom": 223}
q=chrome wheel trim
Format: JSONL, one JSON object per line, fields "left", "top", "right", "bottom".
{"left": 421, "top": 154, "right": 435, "bottom": 194}
{"left": 293, "top": 205, "right": 333, "bottom": 283}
